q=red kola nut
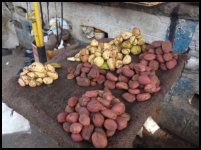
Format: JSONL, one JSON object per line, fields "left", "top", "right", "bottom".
{"left": 104, "top": 119, "right": 117, "bottom": 130}
{"left": 70, "top": 122, "right": 83, "bottom": 133}
{"left": 111, "top": 102, "right": 125, "bottom": 115}
{"left": 57, "top": 112, "right": 68, "bottom": 123}
{"left": 68, "top": 97, "right": 79, "bottom": 107}
{"left": 66, "top": 112, "right": 79, "bottom": 123}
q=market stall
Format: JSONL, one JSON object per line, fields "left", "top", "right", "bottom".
{"left": 2, "top": 37, "right": 188, "bottom": 148}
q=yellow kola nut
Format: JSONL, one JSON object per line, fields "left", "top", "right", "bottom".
{"left": 138, "top": 37, "right": 146, "bottom": 45}
{"left": 121, "top": 31, "right": 132, "bottom": 40}
{"left": 47, "top": 71, "right": 58, "bottom": 80}
{"left": 45, "top": 64, "right": 55, "bottom": 72}
{"left": 34, "top": 72, "right": 46, "bottom": 78}
{"left": 109, "top": 40, "right": 114, "bottom": 45}
{"left": 116, "top": 60, "right": 123, "bottom": 68}
{"left": 89, "top": 47, "right": 97, "bottom": 54}
{"left": 136, "top": 34, "right": 143, "bottom": 39}
{"left": 74, "top": 53, "right": 80, "bottom": 58}
{"left": 43, "top": 77, "right": 53, "bottom": 85}
{"left": 36, "top": 78, "right": 43, "bottom": 86}
{"left": 132, "top": 27, "right": 141, "bottom": 36}
{"left": 95, "top": 51, "right": 102, "bottom": 57}
{"left": 20, "top": 69, "right": 29, "bottom": 76}
{"left": 20, "top": 75, "right": 30, "bottom": 85}
{"left": 90, "top": 39, "right": 99, "bottom": 47}
{"left": 28, "top": 62, "right": 46, "bottom": 73}
{"left": 86, "top": 45, "right": 91, "bottom": 49}
{"left": 129, "top": 36, "right": 136, "bottom": 43}
{"left": 102, "top": 50, "right": 111, "bottom": 60}
{"left": 80, "top": 48, "right": 89, "bottom": 56}
{"left": 18, "top": 78, "right": 26, "bottom": 87}
{"left": 67, "top": 57, "right": 76, "bottom": 61}
{"left": 112, "top": 45, "right": 119, "bottom": 53}
{"left": 116, "top": 53, "right": 123, "bottom": 60}
{"left": 29, "top": 79, "right": 37, "bottom": 87}
{"left": 114, "top": 35, "right": 123, "bottom": 43}
{"left": 75, "top": 58, "right": 81, "bottom": 61}
{"left": 121, "top": 49, "right": 130, "bottom": 55}
{"left": 98, "top": 42, "right": 104, "bottom": 48}
{"left": 96, "top": 46, "right": 102, "bottom": 53}
{"left": 27, "top": 72, "right": 36, "bottom": 78}
{"left": 123, "top": 55, "right": 132, "bottom": 65}
{"left": 50, "top": 63, "right": 62, "bottom": 69}
{"left": 121, "top": 41, "right": 132, "bottom": 49}
{"left": 23, "top": 66, "right": 29, "bottom": 72}
{"left": 110, "top": 50, "right": 117, "bottom": 58}
{"left": 133, "top": 39, "right": 138, "bottom": 46}
{"left": 103, "top": 43, "right": 112, "bottom": 51}
{"left": 94, "top": 57, "right": 104, "bottom": 67}
{"left": 88, "top": 54, "right": 95, "bottom": 64}
{"left": 107, "top": 58, "right": 116, "bottom": 71}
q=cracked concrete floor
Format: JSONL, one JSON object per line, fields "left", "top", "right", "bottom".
{"left": 2, "top": 46, "right": 197, "bottom": 148}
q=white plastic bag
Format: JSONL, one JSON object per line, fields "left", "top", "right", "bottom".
{"left": 81, "top": 25, "right": 94, "bottom": 39}
{"left": 49, "top": 18, "right": 72, "bottom": 30}
{"left": 2, "top": 103, "right": 31, "bottom": 135}
{"left": 185, "top": 56, "right": 199, "bottom": 70}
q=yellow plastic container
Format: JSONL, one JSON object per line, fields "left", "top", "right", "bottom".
{"left": 46, "top": 50, "right": 53, "bottom": 60}
{"left": 94, "top": 29, "right": 105, "bottom": 40}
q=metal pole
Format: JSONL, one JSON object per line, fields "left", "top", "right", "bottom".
{"left": 32, "top": 21, "right": 40, "bottom": 46}
{"left": 59, "top": 2, "right": 63, "bottom": 45}
{"left": 55, "top": 2, "right": 58, "bottom": 48}
{"left": 33, "top": 2, "right": 44, "bottom": 47}
{"left": 39, "top": 2, "right": 45, "bottom": 29}
{"left": 33, "top": 2, "right": 47, "bottom": 63}
{"left": 47, "top": 2, "right": 49, "bottom": 27}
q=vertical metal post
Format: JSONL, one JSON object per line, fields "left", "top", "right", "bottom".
{"left": 33, "top": 2, "right": 47, "bottom": 63}
{"left": 33, "top": 2, "right": 44, "bottom": 47}
{"left": 32, "top": 21, "right": 40, "bottom": 46}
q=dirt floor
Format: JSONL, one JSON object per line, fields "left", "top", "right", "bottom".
{"left": 2, "top": 46, "right": 197, "bottom": 148}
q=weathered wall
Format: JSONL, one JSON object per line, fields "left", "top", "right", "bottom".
{"left": 11, "top": 3, "right": 199, "bottom": 70}
{"left": 12, "top": 2, "right": 171, "bottom": 44}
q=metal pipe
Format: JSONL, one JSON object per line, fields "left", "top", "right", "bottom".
{"left": 39, "top": 2, "right": 45, "bottom": 29}
{"left": 55, "top": 2, "right": 58, "bottom": 47}
{"left": 32, "top": 21, "right": 40, "bottom": 46}
{"left": 47, "top": 2, "right": 49, "bottom": 27}
{"left": 59, "top": 2, "right": 63, "bottom": 45}
{"left": 33, "top": 2, "right": 44, "bottom": 47}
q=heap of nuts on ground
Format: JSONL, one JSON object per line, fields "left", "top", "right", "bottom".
{"left": 62, "top": 27, "right": 178, "bottom": 148}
